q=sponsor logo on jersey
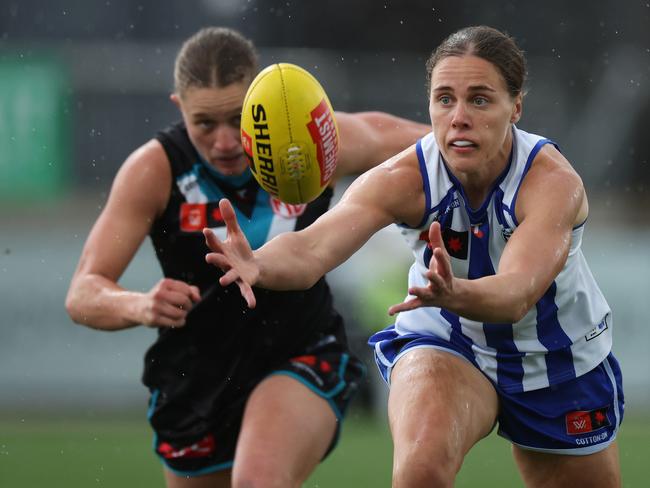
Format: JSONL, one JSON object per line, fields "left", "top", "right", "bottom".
{"left": 307, "top": 99, "right": 338, "bottom": 185}
{"left": 180, "top": 203, "right": 225, "bottom": 232}
{"left": 575, "top": 431, "right": 609, "bottom": 446}
{"left": 565, "top": 407, "right": 610, "bottom": 435}
{"left": 157, "top": 433, "right": 216, "bottom": 459}
{"left": 585, "top": 316, "right": 608, "bottom": 341}
{"left": 270, "top": 196, "right": 306, "bottom": 218}
{"left": 443, "top": 198, "right": 461, "bottom": 216}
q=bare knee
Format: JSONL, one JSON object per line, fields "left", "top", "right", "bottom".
{"left": 513, "top": 442, "right": 621, "bottom": 488}
{"left": 392, "top": 442, "right": 462, "bottom": 488}
{"left": 232, "top": 461, "right": 301, "bottom": 488}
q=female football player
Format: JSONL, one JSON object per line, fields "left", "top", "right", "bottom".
{"left": 204, "top": 25, "right": 623, "bottom": 487}
{"left": 66, "top": 26, "right": 430, "bottom": 488}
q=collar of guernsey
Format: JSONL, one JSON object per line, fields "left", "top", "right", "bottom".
{"left": 198, "top": 156, "right": 253, "bottom": 188}
{"left": 195, "top": 155, "right": 275, "bottom": 250}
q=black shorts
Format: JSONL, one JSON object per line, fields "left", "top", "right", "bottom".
{"left": 146, "top": 325, "right": 365, "bottom": 476}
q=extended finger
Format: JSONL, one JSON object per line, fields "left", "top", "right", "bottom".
{"left": 219, "top": 199, "right": 243, "bottom": 237}
{"left": 428, "top": 221, "right": 444, "bottom": 252}
{"left": 219, "top": 268, "right": 241, "bottom": 287}
{"left": 203, "top": 227, "right": 223, "bottom": 252}
{"left": 237, "top": 281, "right": 257, "bottom": 309}
{"left": 432, "top": 246, "right": 452, "bottom": 281}
{"left": 388, "top": 297, "right": 424, "bottom": 316}
{"left": 206, "top": 252, "right": 232, "bottom": 271}
{"left": 425, "top": 265, "right": 447, "bottom": 290}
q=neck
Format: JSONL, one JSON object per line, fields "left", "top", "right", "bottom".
{"left": 200, "top": 157, "right": 253, "bottom": 187}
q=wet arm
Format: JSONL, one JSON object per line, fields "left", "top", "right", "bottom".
{"left": 334, "top": 111, "right": 430, "bottom": 178}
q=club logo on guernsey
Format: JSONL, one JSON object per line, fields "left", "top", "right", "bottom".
{"left": 179, "top": 203, "right": 224, "bottom": 232}
{"left": 418, "top": 227, "right": 468, "bottom": 267}
{"left": 419, "top": 228, "right": 468, "bottom": 258}
{"left": 501, "top": 226, "right": 513, "bottom": 242}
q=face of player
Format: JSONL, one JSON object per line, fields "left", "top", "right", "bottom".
{"left": 173, "top": 82, "right": 249, "bottom": 176}
{"left": 429, "top": 54, "right": 522, "bottom": 185}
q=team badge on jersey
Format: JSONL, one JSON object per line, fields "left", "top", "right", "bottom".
{"left": 418, "top": 227, "right": 468, "bottom": 267}
{"left": 180, "top": 203, "right": 224, "bottom": 232}
{"left": 501, "top": 226, "right": 514, "bottom": 242}
{"left": 442, "top": 227, "right": 469, "bottom": 259}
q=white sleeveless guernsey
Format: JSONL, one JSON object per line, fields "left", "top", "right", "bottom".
{"left": 395, "top": 127, "right": 612, "bottom": 393}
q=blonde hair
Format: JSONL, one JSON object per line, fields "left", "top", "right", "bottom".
{"left": 174, "top": 27, "right": 259, "bottom": 95}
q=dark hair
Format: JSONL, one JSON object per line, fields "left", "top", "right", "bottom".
{"left": 426, "top": 26, "right": 526, "bottom": 98}
{"left": 174, "top": 27, "right": 259, "bottom": 95}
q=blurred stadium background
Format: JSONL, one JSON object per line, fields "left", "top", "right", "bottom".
{"left": 1, "top": 1, "right": 648, "bottom": 486}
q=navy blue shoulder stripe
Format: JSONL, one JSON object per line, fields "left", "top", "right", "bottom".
{"left": 509, "top": 138, "right": 559, "bottom": 226}
{"left": 415, "top": 138, "right": 432, "bottom": 228}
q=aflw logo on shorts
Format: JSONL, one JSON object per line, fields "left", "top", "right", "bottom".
{"left": 565, "top": 407, "right": 610, "bottom": 435}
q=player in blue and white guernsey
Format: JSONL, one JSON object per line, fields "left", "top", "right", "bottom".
{"left": 205, "top": 26, "right": 623, "bottom": 487}
{"left": 65, "top": 27, "right": 430, "bottom": 488}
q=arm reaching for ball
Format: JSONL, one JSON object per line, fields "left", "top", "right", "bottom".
{"left": 204, "top": 149, "right": 425, "bottom": 308}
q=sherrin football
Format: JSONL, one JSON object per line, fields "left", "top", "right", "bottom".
{"left": 241, "top": 63, "right": 339, "bottom": 204}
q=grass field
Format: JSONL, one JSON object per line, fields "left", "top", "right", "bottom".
{"left": 0, "top": 411, "right": 647, "bottom": 487}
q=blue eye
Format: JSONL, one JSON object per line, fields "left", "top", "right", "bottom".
{"left": 439, "top": 96, "right": 451, "bottom": 105}
{"left": 474, "top": 97, "right": 488, "bottom": 106}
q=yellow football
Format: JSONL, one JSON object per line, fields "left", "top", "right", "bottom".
{"left": 241, "top": 63, "right": 339, "bottom": 204}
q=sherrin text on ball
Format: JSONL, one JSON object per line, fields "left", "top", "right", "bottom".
{"left": 241, "top": 63, "right": 339, "bottom": 204}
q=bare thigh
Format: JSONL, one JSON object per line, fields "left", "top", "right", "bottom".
{"left": 232, "top": 374, "right": 337, "bottom": 488}
{"left": 388, "top": 348, "right": 499, "bottom": 487}
{"left": 513, "top": 441, "right": 621, "bottom": 488}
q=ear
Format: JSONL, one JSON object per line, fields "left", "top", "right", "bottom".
{"left": 170, "top": 93, "right": 181, "bottom": 108}
{"left": 510, "top": 93, "right": 523, "bottom": 124}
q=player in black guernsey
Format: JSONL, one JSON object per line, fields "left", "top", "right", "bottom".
{"left": 66, "top": 27, "right": 430, "bottom": 487}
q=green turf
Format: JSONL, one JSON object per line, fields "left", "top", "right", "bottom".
{"left": 0, "top": 412, "right": 647, "bottom": 487}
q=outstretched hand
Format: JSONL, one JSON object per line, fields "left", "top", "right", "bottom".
{"left": 388, "top": 221, "right": 455, "bottom": 315}
{"left": 203, "top": 199, "right": 259, "bottom": 309}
